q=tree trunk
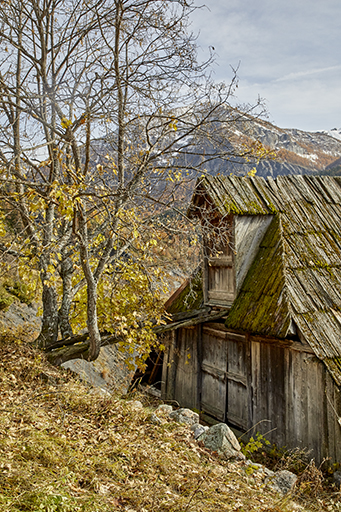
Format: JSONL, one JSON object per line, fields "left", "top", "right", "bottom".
{"left": 78, "top": 208, "right": 101, "bottom": 361}
{"left": 85, "top": 276, "right": 101, "bottom": 361}
{"left": 36, "top": 283, "right": 59, "bottom": 349}
{"left": 58, "top": 256, "right": 74, "bottom": 339}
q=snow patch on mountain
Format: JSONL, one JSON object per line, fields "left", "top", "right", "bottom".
{"left": 320, "top": 128, "right": 341, "bottom": 141}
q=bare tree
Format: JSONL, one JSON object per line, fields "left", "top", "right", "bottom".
{"left": 0, "top": 0, "right": 265, "bottom": 363}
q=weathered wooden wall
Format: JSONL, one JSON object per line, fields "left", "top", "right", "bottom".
{"left": 162, "top": 327, "right": 200, "bottom": 410}
{"left": 162, "top": 324, "right": 341, "bottom": 464}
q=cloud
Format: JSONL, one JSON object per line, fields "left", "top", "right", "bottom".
{"left": 274, "top": 65, "right": 341, "bottom": 83}
{"left": 190, "top": 0, "right": 341, "bottom": 131}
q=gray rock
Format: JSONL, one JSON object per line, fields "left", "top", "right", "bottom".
{"left": 198, "top": 423, "right": 242, "bottom": 460}
{"left": 168, "top": 408, "right": 199, "bottom": 426}
{"left": 333, "top": 470, "right": 341, "bottom": 489}
{"left": 244, "top": 460, "right": 274, "bottom": 478}
{"left": 155, "top": 404, "right": 173, "bottom": 414}
{"left": 62, "top": 344, "right": 136, "bottom": 395}
{"left": 0, "top": 302, "right": 41, "bottom": 335}
{"left": 193, "top": 425, "right": 209, "bottom": 440}
{"left": 149, "top": 413, "right": 162, "bottom": 425}
{"left": 128, "top": 400, "right": 143, "bottom": 410}
{"left": 265, "top": 470, "right": 297, "bottom": 495}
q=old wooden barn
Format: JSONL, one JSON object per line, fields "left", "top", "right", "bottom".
{"left": 159, "top": 175, "right": 341, "bottom": 464}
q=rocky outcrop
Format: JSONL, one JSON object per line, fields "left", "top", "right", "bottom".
{"left": 62, "top": 344, "right": 136, "bottom": 395}
{"left": 148, "top": 405, "right": 300, "bottom": 495}
{"left": 0, "top": 302, "right": 41, "bottom": 337}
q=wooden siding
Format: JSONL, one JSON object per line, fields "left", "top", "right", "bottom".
{"left": 234, "top": 215, "right": 273, "bottom": 293}
{"left": 162, "top": 324, "right": 341, "bottom": 464}
{"left": 162, "top": 327, "right": 200, "bottom": 410}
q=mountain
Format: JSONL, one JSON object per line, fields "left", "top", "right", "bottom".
{"left": 224, "top": 117, "right": 341, "bottom": 177}
{"left": 321, "top": 127, "right": 341, "bottom": 141}
{"left": 89, "top": 114, "right": 341, "bottom": 181}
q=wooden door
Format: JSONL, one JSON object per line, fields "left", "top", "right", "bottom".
{"left": 201, "top": 326, "right": 228, "bottom": 421}
{"left": 226, "top": 333, "right": 250, "bottom": 430}
{"left": 200, "top": 326, "right": 250, "bottom": 430}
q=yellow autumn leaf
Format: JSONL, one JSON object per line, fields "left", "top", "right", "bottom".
{"left": 61, "top": 117, "right": 72, "bottom": 129}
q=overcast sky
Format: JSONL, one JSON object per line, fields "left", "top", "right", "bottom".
{"left": 190, "top": 0, "right": 341, "bottom": 132}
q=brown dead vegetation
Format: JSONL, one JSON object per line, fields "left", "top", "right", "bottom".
{"left": 0, "top": 332, "right": 340, "bottom": 511}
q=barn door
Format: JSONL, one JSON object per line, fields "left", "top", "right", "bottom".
{"left": 226, "top": 333, "right": 250, "bottom": 430}
{"left": 201, "top": 326, "right": 228, "bottom": 421}
{"left": 200, "top": 327, "right": 250, "bottom": 430}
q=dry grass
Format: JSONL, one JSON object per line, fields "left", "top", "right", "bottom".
{"left": 0, "top": 335, "right": 339, "bottom": 512}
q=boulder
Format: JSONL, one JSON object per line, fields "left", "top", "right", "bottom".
{"left": 168, "top": 408, "right": 199, "bottom": 426}
{"left": 193, "top": 425, "right": 209, "bottom": 440}
{"left": 198, "top": 423, "right": 243, "bottom": 460}
{"left": 265, "top": 470, "right": 297, "bottom": 495}
{"left": 155, "top": 404, "right": 173, "bottom": 414}
{"left": 62, "top": 344, "right": 136, "bottom": 395}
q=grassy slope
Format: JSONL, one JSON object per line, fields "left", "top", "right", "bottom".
{"left": 0, "top": 335, "right": 339, "bottom": 512}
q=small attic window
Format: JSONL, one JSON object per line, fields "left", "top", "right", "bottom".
{"left": 203, "top": 215, "right": 235, "bottom": 307}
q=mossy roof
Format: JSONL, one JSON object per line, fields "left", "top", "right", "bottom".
{"left": 165, "top": 268, "right": 203, "bottom": 315}
{"left": 187, "top": 175, "right": 341, "bottom": 384}
{"left": 225, "top": 215, "right": 291, "bottom": 338}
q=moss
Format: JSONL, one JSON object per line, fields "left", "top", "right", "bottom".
{"left": 226, "top": 216, "right": 290, "bottom": 338}
{"left": 3, "top": 279, "right": 33, "bottom": 305}
{"left": 0, "top": 286, "right": 14, "bottom": 311}
{"left": 267, "top": 202, "right": 278, "bottom": 214}
{"left": 167, "top": 269, "right": 203, "bottom": 314}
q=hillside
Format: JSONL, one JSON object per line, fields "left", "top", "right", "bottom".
{"left": 0, "top": 333, "right": 340, "bottom": 512}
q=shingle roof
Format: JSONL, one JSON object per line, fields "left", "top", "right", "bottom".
{"left": 194, "top": 175, "right": 341, "bottom": 385}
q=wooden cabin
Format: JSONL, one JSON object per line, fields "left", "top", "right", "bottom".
{"left": 159, "top": 175, "right": 341, "bottom": 464}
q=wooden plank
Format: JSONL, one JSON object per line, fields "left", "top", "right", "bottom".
{"left": 197, "top": 324, "right": 203, "bottom": 412}
{"left": 208, "top": 256, "right": 233, "bottom": 266}
{"left": 201, "top": 327, "right": 228, "bottom": 421}
{"left": 165, "top": 330, "right": 178, "bottom": 401}
{"left": 250, "top": 340, "right": 262, "bottom": 431}
{"left": 226, "top": 371, "right": 247, "bottom": 386}
{"left": 324, "top": 372, "right": 341, "bottom": 462}
{"left": 203, "top": 326, "right": 229, "bottom": 339}
{"left": 226, "top": 337, "right": 249, "bottom": 430}
{"left": 156, "top": 310, "right": 229, "bottom": 333}
{"left": 306, "top": 354, "right": 324, "bottom": 463}
{"left": 207, "top": 290, "right": 235, "bottom": 300}
{"left": 201, "top": 362, "right": 226, "bottom": 381}
{"left": 201, "top": 401, "right": 225, "bottom": 421}
{"left": 161, "top": 333, "right": 170, "bottom": 399}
